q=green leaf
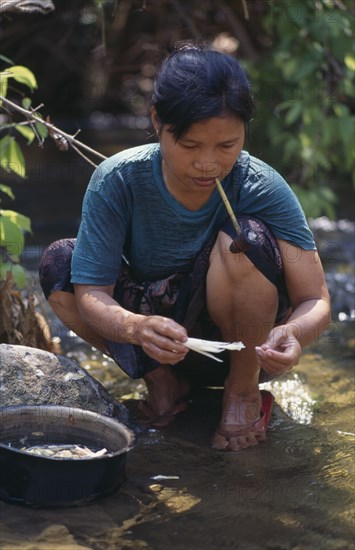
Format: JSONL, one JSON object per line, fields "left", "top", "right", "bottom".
{"left": 333, "top": 104, "right": 350, "bottom": 117}
{"left": 0, "top": 215, "right": 24, "bottom": 261}
{"left": 294, "top": 59, "right": 316, "bottom": 81}
{"left": 344, "top": 54, "right": 355, "bottom": 72}
{"left": 0, "top": 135, "right": 26, "bottom": 178}
{"left": 1, "top": 209, "right": 31, "bottom": 233}
{"left": 0, "top": 54, "right": 14, "bottom": 65}
{"left": 35, "top": 121, "right": 48, "bottom": 139}
{"left": 0, "top": 74, "right": 8, "bottom": 99}
{"left": 282, "top": 59, "right": 299, "bottom": 80}
{"left": 290, "top": 185, "right": 336, "bottom": 219}
{"left": 0, "top": 184, "right": 15, "bottom": 200}
{"left": 337, "top": 116, "right": 355, "bottom": 171}
{"left": 0, "top": 261, "right": 27, "bottom": 287}
{"left": 283, "top": 137, "right": 299, "bottom": 162}
{"left": 284, "top": 103, "right": 302, "bottom": 126}
{"left": 15, "top": 125, "right": 36, "bottom": 145}
{"left": 342, "top": 77, "right": 355, "bottom": 97}
{"left": 8, "top": 65, "right": 37, "bottom": 91}
{"left": 22, "top": 97, "right": 32, "bottom": 109}
{"left": 274, "top": 101, "right": 293, "bottom": 115}
{"left": 338, "top": 117, "right": 354, "bottom": 146}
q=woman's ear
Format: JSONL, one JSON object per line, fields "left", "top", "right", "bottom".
{"left": 150, "top": 107, "right": 160, "bottom": 136}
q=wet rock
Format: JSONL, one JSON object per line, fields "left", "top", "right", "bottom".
{"left": 309, "top": 217, "right": 355, "bottom": 319}
{"left": 309, "top": 217, "right": 354, "bottom": 265}
{"left": 0, "top": 344, "right": 129, "bottom": 425}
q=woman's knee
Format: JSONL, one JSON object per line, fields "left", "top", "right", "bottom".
{"left": 219, "top": 217, "right": 283, "bottom": 278}
{"left": 210, "top": 216, "right": 284, "bottom": 287}
{"left": 209, "top": 230, "right": 256, "bottom": 281}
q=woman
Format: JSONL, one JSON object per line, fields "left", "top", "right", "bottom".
{"left": 39, "top": 45, "right": 331, "bottom": 451}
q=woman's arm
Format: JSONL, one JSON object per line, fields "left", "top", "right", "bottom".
{"left": 255, "top": 240, "right": 331, "bottom": 375}
{"left": 73, "top": 284, "right": 188, "bottom": 364}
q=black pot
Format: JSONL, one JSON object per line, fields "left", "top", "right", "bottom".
{"left": 0, "top": 405, "right": 135, "bottom": 507}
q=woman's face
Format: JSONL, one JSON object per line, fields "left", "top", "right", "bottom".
{"left": 152, "top": 111, "right": 245, "bottom": 204}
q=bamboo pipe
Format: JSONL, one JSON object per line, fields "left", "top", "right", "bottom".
{"left": 214, "top": 177, "right": 257, "bottom": 253}
{"left": 214, "top": 178, "right": 242, "bottom": 236}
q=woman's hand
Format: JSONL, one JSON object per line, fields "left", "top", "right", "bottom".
{"left": 136, "top": 315, "right": 189, "bottom": 365}
{"left": 255, "top": 325, "right": 302, "bottom": 376}
{"left": 255, "top": 242, "right": 331, "bottom": 377}
{"left": 74, "top": 285, "right": 189, "bottom": 365}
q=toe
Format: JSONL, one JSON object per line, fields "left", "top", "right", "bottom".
{"left": 253, "top": 428, "right": 266, "bottom": 442}
{"left": 227, "top": 435, "right": 244, "bottom": 451}
{"left": 211, "top": 425, "right": 267, "bottom": 451}
{"left": 211, "top": 430, "right": 230, "bottom": 450}
{"left": 228, "top": 435, "right": 251, "bottom": 451}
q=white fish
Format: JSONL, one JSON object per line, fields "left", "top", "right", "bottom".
{"left": 64, "top": 372, "right": 86, "bottom": 381}
{"left": 151, "top": 475, "right": 180, "bottom": 480}
{"left": 20, "top": 444, "right": 108, "bottom": 459}
{"left": 183, "top": 337, "right": 245, "bottom": 362}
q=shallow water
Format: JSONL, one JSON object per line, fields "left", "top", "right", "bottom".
{"left": 1, "top": 322, "right": 354, "bottom": 550}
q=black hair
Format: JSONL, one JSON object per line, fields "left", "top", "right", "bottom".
{"left": 151, "top": 44, "right": 255, "bottom": 139}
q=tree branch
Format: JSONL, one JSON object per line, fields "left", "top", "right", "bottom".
{"left": 71, "top": 143, "right": 100, "bottom": 168}
{"left": 0, "top": 95, "right": 108, "bottom": 163}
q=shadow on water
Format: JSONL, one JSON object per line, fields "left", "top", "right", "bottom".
{"left": 1, "top": 320, "right": 354, "bottom": 550}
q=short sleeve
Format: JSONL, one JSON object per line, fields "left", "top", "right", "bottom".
{"left": 71, "top": 163, "right": 131, "bottom": 285}
{"left": 237, "top": 158, "right": 316, "bottom": 250}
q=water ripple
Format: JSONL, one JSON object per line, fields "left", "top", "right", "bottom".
{"left": 261, "top": 373, "right": 316, "bottom": 425}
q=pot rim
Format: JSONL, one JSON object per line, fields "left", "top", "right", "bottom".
{"left": 0, "top": 404, "right": 135, "bottom": 461}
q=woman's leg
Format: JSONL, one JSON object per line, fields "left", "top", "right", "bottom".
{"left": 206, "top": 230, "right": 279, "bottom": 450}
{"left": 139, "top": 365, "right": 190, "bottom": 426}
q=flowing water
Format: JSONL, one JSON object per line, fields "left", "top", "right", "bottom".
{"left": 1, "top": 319, "right": 353, "bottom": 550}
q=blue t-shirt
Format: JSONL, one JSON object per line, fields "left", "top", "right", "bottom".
{"left": 71, "top": 143, "right": 315, "bottom": 285}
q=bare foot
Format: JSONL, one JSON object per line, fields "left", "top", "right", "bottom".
{"left": 211, "top": 389, "right": 268, "bottom": 451}
{"left": 138, "top": 366, "right": 190, "bottom": 427}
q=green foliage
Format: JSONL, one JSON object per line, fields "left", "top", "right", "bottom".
{"left": 15, "top": 125, "right": 36, "bottom": 144}
{"left": 34, "top": 120, "right": 48, "bottom": 140}
{"left": 0, "top": 203, "right": 32, "bottom": 286}
{"left": 0, "top": 62, "right": 36, "bottom": 287}
{"left": 0, "top": 184, "right": 15, "bottom": 200}
{"left": 290, "top": 185, "right": 336, "bottom": 220}
{"left": 0, "top": 211, "right": 26, "bottom": 262}
{"left": 6, "top": 65, "right": 38, "bottom": 91}
{"left": 246, "top": 0, "right": 354, "bottom": 218}
{"left": 0, "top": 135, "right": 26, "bottom": 177}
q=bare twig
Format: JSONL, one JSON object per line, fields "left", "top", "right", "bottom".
{"left": 0, "top": 95, "right": 107, "bottom": 162}
{"left": 29, "top": 121, "right": 44, "bottom": 145}
{"left": 30, "top": 103, "right": 45, "bottom": 112}
{"left": 241, "top": 0, "right": 249, "bottom": 20}
{"left": 71, "top": 143, "right": 99, "bottom": 168}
